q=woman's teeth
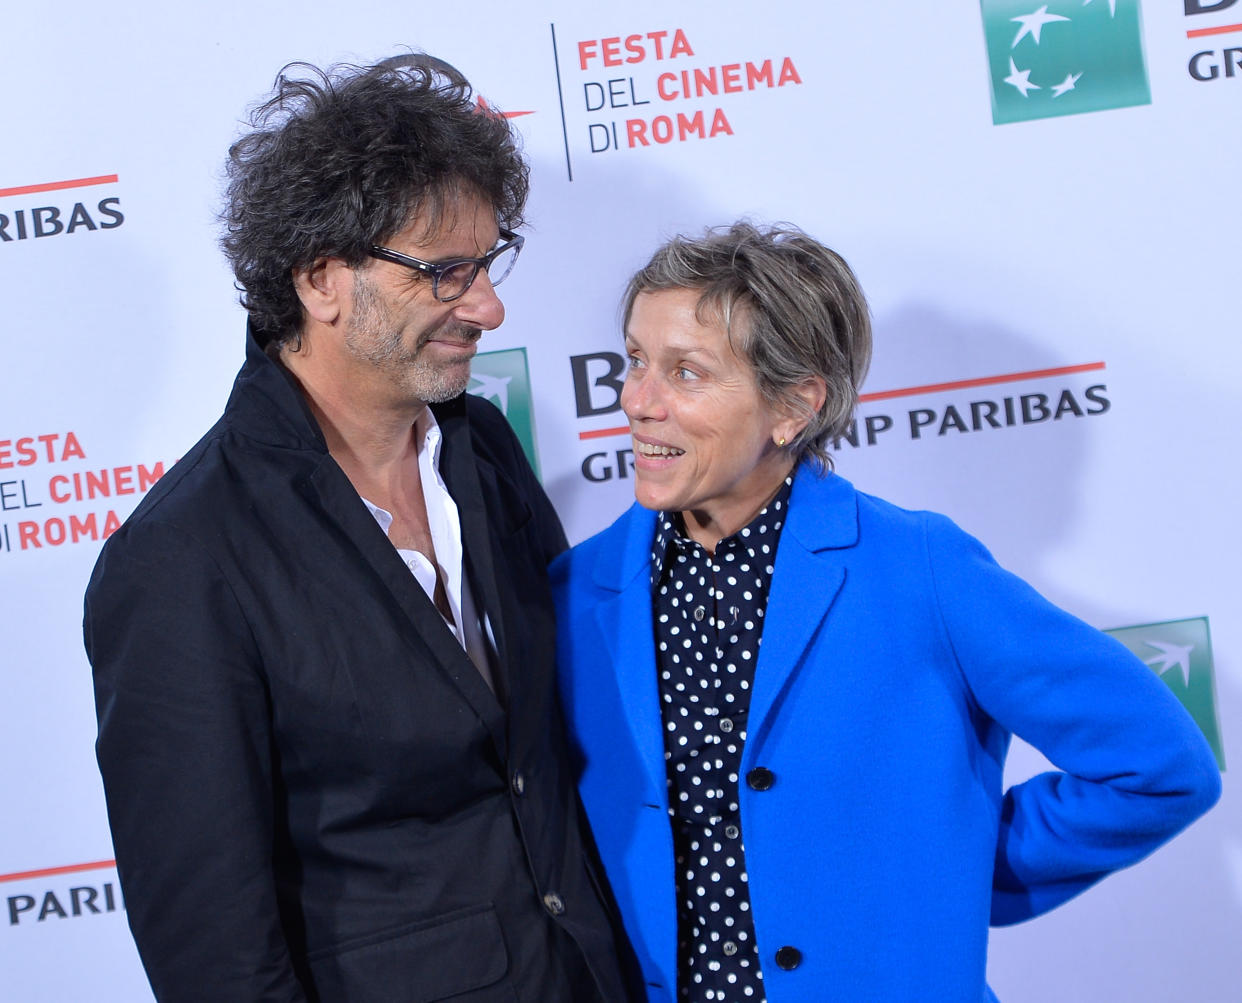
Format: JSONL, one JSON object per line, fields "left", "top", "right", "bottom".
{"left": 636, "top": 441, "right": 685, "bottom": 457}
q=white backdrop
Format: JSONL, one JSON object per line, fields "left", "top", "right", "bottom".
{"left": 1, "top": 1, "right": 1238, "bottom": 999}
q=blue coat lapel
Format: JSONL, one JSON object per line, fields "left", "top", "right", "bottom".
{"left": 748, "top": 467, "right": 859, "bottom": 750}
{"left": 593, "top": 505, "right": 669, "bottom": 804}
{"left": 588, "top": 469, "right": 859, "bottom": 788}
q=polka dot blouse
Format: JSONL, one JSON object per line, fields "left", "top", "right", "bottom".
{"left": 649, "top": 476, "right": 792, "bottom": 1003}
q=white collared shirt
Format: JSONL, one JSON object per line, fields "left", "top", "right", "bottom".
{"left": 360, "top": 409, "right": 495, "bottom": 692}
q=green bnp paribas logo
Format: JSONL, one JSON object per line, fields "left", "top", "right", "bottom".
{"left": 469, "top": 347, "right": 542, "bottom": 479}
{"left": 981, "top": 1, "right": 1151, "bottom": 125}
{"left": 1105, "top": 616, "right": 1226, "bottom": 770}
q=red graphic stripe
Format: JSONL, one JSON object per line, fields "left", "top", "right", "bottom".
{"left": 580, "top": 425, "right": 630, "bottom": 440}
{"left": 1186, "top": 22, "right": 1242, "bottom": 38}
{"left": 858, "top": 361, "right": 1106, "bottom": 403}
{"left": 0, "top": 859, "right": 116, "bottom": 884}
{"left": 0, "top": 174, "right": 119, "bottom": 198}
{"left": 576, "top": 361, "right": 1107, "bottom": 440}
{"left": 476, "top": 96, "right": 535, "bottom": 120}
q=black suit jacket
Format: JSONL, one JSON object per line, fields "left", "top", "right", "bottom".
{"left": 85, "top": 328, "right": 637, "bottom": 1002}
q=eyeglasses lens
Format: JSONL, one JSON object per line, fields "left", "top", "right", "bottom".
{"left": 486, "top": 243, "right": 520, "bottom": 288}
{"left": 437, "top": 261, "right": 479, "bottom": 301}
{"left": 432, "top": 240, "right": 520, "bottom": 302}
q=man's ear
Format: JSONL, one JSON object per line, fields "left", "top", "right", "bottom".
{"left": 292, "top": 257, "right": 352, "bottom": 326}
{"left": 774, "top": 376, "right": 827, "bottom": 446}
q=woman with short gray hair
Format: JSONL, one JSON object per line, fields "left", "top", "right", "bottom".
{"left": 552, "top": 221, "right": 1219, "bottom": 1003}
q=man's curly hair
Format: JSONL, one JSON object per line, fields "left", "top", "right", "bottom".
{"left": 220, "top": 54, "right": 529, "bottom": 347}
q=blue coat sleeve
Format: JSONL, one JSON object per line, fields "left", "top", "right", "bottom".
{"left": 922, "top": 513, "right": 1221, "bottom": 925}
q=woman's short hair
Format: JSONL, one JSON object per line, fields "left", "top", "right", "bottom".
{"left": 622, "top": 221, "right": 872, "bottom": 469}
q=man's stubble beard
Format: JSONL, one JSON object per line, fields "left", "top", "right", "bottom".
{"left": 345, "top": 270, "right": 480, "bottom": 405}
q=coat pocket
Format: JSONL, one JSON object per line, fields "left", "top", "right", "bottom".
{"left": 305, "top": 902, "right": 512, "bottom": 1002}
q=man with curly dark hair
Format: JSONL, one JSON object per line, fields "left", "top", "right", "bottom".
{"left": 84, "top": 54, "right": 639, "bottom": 1002}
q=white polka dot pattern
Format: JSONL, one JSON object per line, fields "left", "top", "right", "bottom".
{"left": 649, "top": 478, "right": 792, "bottom": 1003}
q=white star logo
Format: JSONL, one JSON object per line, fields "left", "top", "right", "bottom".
{"left": 1051, "top": 71, "right": 1083, "bottom": 97}
{"left": 1011, "top": 5, "right": 1071, "bottom": 47}
{"left": 1083, "top": 0, "right": 1117, "bottom": 16}
{"left": 1142, "top": 639, "right": 1194, "bottom": 688}
{"left": 469, "top": 372, "right": 513, "bottom": 413}
{"left": 1004, "top": 58, "right": 1041, "bottom": 97}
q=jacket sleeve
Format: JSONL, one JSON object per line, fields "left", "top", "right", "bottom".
{"left": 922, "top": 513, "right": 1221, "bottom": 926}
{"left": 84, "top": 517, "right": 308, "bottom": 1002}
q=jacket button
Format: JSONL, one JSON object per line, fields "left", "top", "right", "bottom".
{"left": 775, "top": 946, "right": 802, "bottom": 970}
{"left": 542, "top": 892, "right": 565, "bottom": 917}
{"left": 511, "top": 771, "right": 526, "bottom": 797}
{"left": 746, "top": 767, "right": 775, "bottom": 791}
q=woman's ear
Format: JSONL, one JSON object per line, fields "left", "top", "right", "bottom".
{"left": 774, "top": 376, "right": 827, "bottom": 446}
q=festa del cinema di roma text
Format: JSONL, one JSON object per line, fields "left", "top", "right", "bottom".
{"left": 0, "top": 432, "right": 164, "bottom": 552}
{"left": 575, "top": 28, "right": 801, "bottom": 151}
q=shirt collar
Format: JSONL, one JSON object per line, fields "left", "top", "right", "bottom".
{"left": 415, "top": 406, "right": 443, "bottom": 472}
{"left": 649, "top": 475, "right": 794, "bottom": 588}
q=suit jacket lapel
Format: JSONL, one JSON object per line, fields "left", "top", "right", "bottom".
{"left": 748, "top": 468, "right": 859, "bottom": 749}
{"left": 440, "top": 420, "right": 510, "bottom": 659}
{"left": 435, "top": 401, "right": 516, "bottom": 714}
{"left": 303, "top": 450, "right": 508, "bottom": 752}
{"left": 240, "top": 333, "right": 506, "bottom": 746}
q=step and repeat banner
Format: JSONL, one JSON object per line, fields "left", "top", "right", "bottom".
{"left": 2, "top": 1, "right": 1237, "bottom": 999}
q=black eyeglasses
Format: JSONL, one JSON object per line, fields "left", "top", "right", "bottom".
{"left": 369, "top": 228, "right": 524, "bottom": 303}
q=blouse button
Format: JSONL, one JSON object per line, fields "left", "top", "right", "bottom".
{"left": 693, "top": 605, "right": 706, "bottom": 622}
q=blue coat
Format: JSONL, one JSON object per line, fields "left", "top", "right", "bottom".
{"left": 551, "top": 464, "right": 1220, "bottom": 1002}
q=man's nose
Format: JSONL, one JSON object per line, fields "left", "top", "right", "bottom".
{"left": 453, "top": 268, "right": 505, "bottom": 331}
